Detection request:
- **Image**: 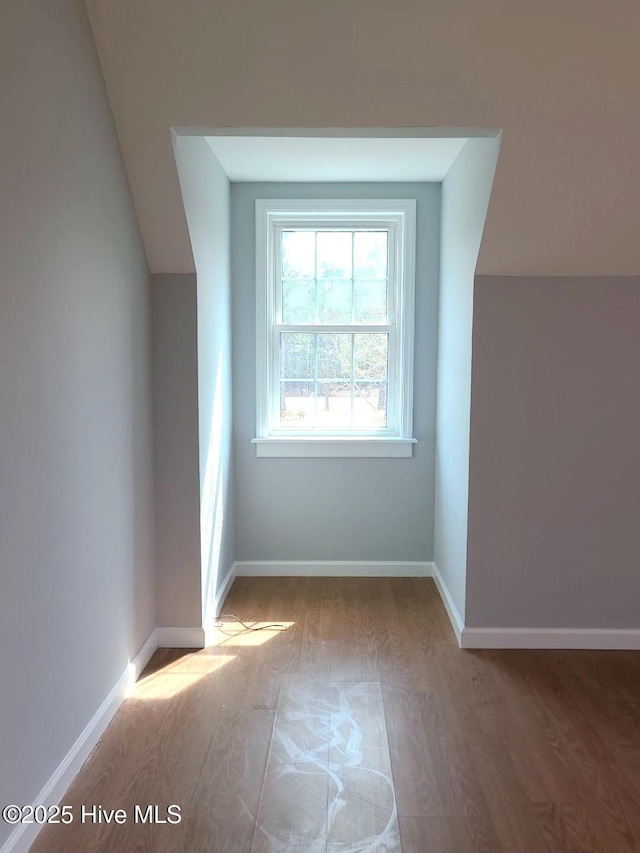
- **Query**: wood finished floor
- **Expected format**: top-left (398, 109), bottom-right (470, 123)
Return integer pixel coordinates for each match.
top-left (33, 577), bottom-right (640, 853)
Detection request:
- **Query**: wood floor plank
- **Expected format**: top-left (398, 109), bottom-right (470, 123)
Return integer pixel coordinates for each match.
top-left (269, 672), bottom-right (331, 768)
top-left (521, 653), bottom-right (640, 852)
top-left (251, 672), bottom-right (330, 853)
top-left (464, 731), bottom-right (566, 853)
top-left (327, 682), bottom-right (400, 852)
top-left (558, 802), bottom-right (605, 853)
top-left (182, 709), bottom-right (274, 853)
top-left (251, 764), bottom-right (328, 853)
top-left (383, 686), bottom-right (449, 818)
top-left (399, 814), bottom-right (492, 853)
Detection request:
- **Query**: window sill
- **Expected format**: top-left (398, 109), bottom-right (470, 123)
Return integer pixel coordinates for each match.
top-left (252, 437), bottom-right (417, 458)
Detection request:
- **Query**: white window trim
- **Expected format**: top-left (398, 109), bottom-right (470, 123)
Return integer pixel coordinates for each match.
top-left (254, 198), bottom-right (417, 458)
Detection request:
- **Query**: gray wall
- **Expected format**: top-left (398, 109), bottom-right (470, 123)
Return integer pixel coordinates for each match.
top-left (0, 0), bottom-right (155, 841)
top-left (434, 139), bottom-right (500, 619)
top-left (467, 276), bottom-right (640, 628)
top-left (152, 274), bottom-right (201, 627)
top-left (231, 183), bottom-right (440, 562)
top-left (173, 137), bottom-right (235, 627)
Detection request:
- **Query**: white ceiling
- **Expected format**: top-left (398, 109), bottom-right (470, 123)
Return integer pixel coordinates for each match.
top-left (205, 135), bottom-right (468, 183)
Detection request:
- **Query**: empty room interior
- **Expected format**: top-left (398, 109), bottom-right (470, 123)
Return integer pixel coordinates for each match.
top-left (3, 2), bottom-right (640, 852)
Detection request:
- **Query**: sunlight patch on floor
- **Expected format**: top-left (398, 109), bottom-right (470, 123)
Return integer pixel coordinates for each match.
top-left (210, 622), bottom-right (296, 648)
top-left (131, 652), bottom-right (234, 700)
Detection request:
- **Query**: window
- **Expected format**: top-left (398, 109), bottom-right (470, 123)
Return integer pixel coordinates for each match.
top-left (254, 199), bottom-right (417, 457)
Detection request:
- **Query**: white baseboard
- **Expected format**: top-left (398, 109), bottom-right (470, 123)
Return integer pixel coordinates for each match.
top-left (424, 566), bottom-right (640, 651)
top-left (432, 562), bottom-right (464, 646)
top-left (233, 560), bottom-right (433, 577)
top-left (130, 628), bottom-right (158, 678)
top-left (461, 627), bottom-right (640, 650)
top-left (156, 626), bottom-right (206, 648)
top-left (214, 563), bottom-right (237, 614)
top-left (204, 564), bottom-right (238, 644)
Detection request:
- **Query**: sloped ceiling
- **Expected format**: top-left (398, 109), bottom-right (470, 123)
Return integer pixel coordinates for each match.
top-left (86, 0), bottom-right (640, 276)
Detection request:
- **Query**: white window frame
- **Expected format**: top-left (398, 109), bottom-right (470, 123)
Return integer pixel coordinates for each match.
top-left (253, 199), bottom-right (417, 458)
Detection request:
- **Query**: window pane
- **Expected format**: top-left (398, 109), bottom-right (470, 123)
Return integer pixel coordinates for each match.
top-left (315, 381), bottom-right (352, 428)
top-left (354, 334), bottom-right (388, 428)
top-left (354, 279), bottom-right (387, 324)
top-left (354, 333), bottom-right (387, 380)
top-left (281, 333), bottom-right (314, 379)
top-left (317, 333), bottom-right (351, 381)
top-left (282, 279), bottom-right (315, 324)
top-left (354, 231), bottom-right (387, 279)
top-left (280, 381), bottom-right (313, 425)
top-left (282, 231), bottom-right (315, 278)
top-left (317, 279), bottom-right (352, 324)
top-left (280, 333), bottom-right (314, 427)
top-left (317, 231), bottom-right (352, 280)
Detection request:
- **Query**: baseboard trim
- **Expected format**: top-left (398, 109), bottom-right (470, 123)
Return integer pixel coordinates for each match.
top-left (233, 560), bottom-right (433, 577)
top-left (215, 563), bottom-right (237, 614)
top-left (461, 627), bottom-right (640, 650)
top-left (131, 628), bottom-right (158, 678)
top-left (431, 562), bottom-right (464, 646)
top-left (204, 564), bottom-right (238, 645)
top-left (424, 567), bottom-right (640, 651)
top-left (156, 626), bottom-right (206, 648)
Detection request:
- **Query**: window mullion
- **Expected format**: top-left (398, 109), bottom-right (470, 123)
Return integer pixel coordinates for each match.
top-left (350, 333), bottom-right (355, 427)
top-left (313, 332), bottom-right (319, 423)
top-left (387, 326), bottom-right (397, 434)
top-left (271, 327), bottom-right (280, 433)
top-left (350, 231), bottom-right (355, 324)
top-left (350, 233), bottom-right (356, 427)
top-left (314, 230), bottom-right (318, 325)
top-left (387, 226), bottom-right (396, 324)
top-left (274, 324), bottom-right (392, 335)
top-left (274, 225), bottom-right (282, 324)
